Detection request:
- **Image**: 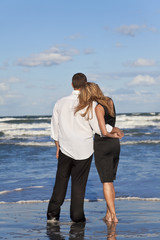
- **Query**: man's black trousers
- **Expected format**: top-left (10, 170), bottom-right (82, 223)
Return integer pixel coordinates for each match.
top-left (47, 150), bottom-right (92, 222)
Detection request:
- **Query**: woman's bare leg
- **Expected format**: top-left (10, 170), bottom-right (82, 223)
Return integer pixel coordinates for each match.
top-left (103, 182), bottom-right (118, 222)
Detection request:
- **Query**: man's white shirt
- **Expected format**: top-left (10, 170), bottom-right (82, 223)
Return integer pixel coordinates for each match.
top-left (51, 90), bottom-right (113, 160)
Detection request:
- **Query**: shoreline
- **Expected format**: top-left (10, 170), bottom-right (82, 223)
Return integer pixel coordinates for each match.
top-left (1, 196), bottom-right (160, 205)
top-left (0, 200), bottom-right (160, 239)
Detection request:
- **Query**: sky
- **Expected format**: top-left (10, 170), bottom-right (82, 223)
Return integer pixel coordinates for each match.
top-left (0, 0), bottom-right (160, 116)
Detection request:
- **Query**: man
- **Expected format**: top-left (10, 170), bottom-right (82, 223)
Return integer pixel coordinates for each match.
top-left (47, 73), bottom-right (122, 223)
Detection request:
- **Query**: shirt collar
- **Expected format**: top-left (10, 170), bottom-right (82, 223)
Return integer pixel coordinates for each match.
top-left (72, 90), bottom-right (80, 95)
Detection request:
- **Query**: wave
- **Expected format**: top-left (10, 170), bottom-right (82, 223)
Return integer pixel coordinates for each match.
top-left (0, 200), bottom-right (49, 204)
top-left (116, 197), bottom-right (160, 201)
top-left (118, 112), bottom-right (160, 116)
top-left (116, 120), bottom-right (160, 129)
top-left (0, 197), bottom-right (160, 204)
top-left (0, 131), bottom-right (5, 137)
top-left (124, 131), bottom-right (158, 137)
top-left (0, 122), bottom-right (50, 130)
top-left (1, 129), bottom-right (156, 140)
top-left (0, 121), bottom-right (50, 139)
top-left (16, 141), bottom-right (55, 147)
top-left (1, 113), bottom-right (160, 140)
top-left (0, 129), bottom-right (50, 138)
top-left (1, 140), bottom-right (159, 147)
top-left (121, 140), bottom-right (160, 145)
top-left (0, 116), bottom-right (51, 123)
top-left (116, 113), bottom-right (160, 129)
top-left (0, 141), bottom-right (55, 147)
top-left (0, 186), bottom-right (44, 195)
top-left (1, 113), bottom-right (160, 129)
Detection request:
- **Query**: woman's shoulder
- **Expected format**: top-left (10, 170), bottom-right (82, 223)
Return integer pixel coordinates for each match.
top-left (105, 96), bottom-right (113, 103)
top-left (95, 104), bottom-right (106, 119)
top-left (95, 103), bottom-right (104, 108)
top-left (105, 97), bottom-right (114, 108)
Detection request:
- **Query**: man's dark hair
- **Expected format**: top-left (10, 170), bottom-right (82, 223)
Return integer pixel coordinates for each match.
top-left (72, 73), bottom-right (87, 89)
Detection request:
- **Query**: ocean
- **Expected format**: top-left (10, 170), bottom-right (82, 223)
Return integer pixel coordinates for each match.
top-left (0, 112), bottom-right (160, 204)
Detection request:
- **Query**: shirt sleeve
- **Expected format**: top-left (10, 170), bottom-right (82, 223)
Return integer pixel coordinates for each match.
top-left (89, 102), bottom-right (113, 134)
top-left (106, 124), bottom-right (113, 133)
top-left (51, 102), bottom-right (59, 141)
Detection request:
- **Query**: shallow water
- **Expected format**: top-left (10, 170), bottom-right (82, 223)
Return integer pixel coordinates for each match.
top-left (0, 112), bottom-right (160, 204)
top-left (0, 201), bottom-right (160, 240)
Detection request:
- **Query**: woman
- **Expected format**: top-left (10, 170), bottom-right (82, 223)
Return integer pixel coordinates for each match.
top-left (75, 82), bottom-right (123, 223)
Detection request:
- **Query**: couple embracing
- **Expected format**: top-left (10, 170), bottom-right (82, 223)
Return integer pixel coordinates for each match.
top-left (47, 73), bottom-right (124, 224)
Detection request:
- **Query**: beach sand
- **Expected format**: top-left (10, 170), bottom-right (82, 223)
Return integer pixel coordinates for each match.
top-left (0, 200), bottom-right (160, 239)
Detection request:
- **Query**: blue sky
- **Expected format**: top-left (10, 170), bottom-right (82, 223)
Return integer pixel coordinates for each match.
top-left (0, 0), bottom-right (160, 116)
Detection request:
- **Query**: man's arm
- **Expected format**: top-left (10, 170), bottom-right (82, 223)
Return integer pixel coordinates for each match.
top-left (55, 140), bottom-right (60, 159)
top-left (51, 102), bottom-right (60, 159)
top-left (51, 102), bottom-right (59, 140)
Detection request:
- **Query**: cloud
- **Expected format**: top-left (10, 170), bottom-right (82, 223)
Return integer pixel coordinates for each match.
top-left (5, 93), bottom-right (22, 99)
top-left (116, 24), bottom-right (156, 37)
top-left (84, 48), bottom-right (94, 55)
top-left (69, 33), bottom-right (83, 40)
top-left (22, 68), bottom-right (30, 72)
top-left (113, 91), bottom-right (152, 103)
top-left (0, 90), bottom-right (22, 106)
top-left (111, 87), bottom-right (155, 104)
top-left (87, 73), bottom-right (101, 82)
top-left (8, 77), bottom-right (21, 83)
top-left (0, 96), bottom-right (5, 105)
top-left (104, 26), bottom-right (109, 31)
top-left (41, 84), bottom-right (56, 90)
top-left (17, 46), bottom-right (78, 67)
top-left (113, 88), bottom-right (135, 95)
top-left (115, 42), bottom-right (123, 48)
top-left (0, 83), bottom-right (9, 91)
top-left (0, 60), bottom-right (9, 70)
top-left (129, 75), bottom-right (156, 85)
top-left (0, 77), bottom-right (23, 106)
top-left (126, 58), bottom-right (156, 67)
top-left (134, 58), bottom-right (156, 67)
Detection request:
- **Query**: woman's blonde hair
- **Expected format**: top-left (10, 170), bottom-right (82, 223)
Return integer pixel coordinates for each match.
top-left (75, 82), bottom-right (115, 119)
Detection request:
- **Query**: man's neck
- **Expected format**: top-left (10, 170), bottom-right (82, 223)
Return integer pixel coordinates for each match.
top-left (73, 88), bottom-right (80, 91)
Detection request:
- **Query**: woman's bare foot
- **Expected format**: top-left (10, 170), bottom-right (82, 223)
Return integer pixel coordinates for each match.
top-left (103, 210), bottom-right (112, 222)
top-left (111, 213), bottom-right (118, 223)
top-left (103, 213), bottom-right (119, 223)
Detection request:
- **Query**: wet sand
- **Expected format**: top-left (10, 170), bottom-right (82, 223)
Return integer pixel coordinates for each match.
top-left (0, 200), bottom-right (160, 239)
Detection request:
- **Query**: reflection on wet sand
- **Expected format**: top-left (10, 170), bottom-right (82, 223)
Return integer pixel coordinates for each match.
top-left (46, 219), bottom-right (117, 240)
top-left (47, 222), bottom-right (65, 240)
top-left (104, 219), bottom-right (117, 240)
top-left (46, 221), bottom-right (86, 240)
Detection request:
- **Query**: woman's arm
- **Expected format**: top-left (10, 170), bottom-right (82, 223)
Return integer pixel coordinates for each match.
top-left (88, 101), bottom-right (113, 135)
top-left (95, 104), bottom-right (119, 138)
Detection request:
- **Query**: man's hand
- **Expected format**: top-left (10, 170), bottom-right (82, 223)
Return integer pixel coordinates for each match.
top-left (55, 140), bottom-right (60, 160)
top-left (56, 148), bottom-right (59, 159)
top-left (111, 127), bottom-right (124, 139)
top-left (112, 132), bottom-right (121, 138)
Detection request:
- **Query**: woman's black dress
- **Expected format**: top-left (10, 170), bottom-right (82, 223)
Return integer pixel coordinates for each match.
top-left (94, 104), bottom-right (120, 183)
